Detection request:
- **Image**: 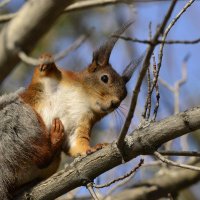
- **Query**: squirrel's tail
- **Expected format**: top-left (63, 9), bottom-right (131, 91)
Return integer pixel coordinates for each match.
top-left (0, 171), bottom-right (14, 200)
top-left (0, 184), bottom-right (11, 200)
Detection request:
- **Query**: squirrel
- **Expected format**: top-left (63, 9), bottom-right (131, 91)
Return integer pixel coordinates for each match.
top-left (0, 20), bottom-right (139, 199)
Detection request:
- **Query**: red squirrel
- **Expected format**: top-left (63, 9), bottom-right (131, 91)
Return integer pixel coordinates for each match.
top-left (0, 21), bottom-right (139, 199)
top-left (20, 21), bottom-right (136, 158)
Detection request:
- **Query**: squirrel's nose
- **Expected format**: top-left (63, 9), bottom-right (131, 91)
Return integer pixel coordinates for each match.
top-left (111, 99), bottom-right (120, 109)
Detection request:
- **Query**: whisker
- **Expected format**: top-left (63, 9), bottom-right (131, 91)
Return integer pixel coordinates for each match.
top-left (120, 101), bottom-right (129, 107)
top-left (112, 110), bottom-right (118, 126)
top-left (119, 105), bottom-right (128, 112)
top-left (118, 107), bottom-right (127, 119)
top-left (111, 110), bottom-right (121, 132)
top-left (115, 109), bottom-right (124, 125)
top-left (119, 103), bottom-right (129, 110)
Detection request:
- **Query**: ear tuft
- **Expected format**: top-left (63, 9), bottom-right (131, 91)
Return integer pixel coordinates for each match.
top-left (122, 52), bottom-right (145, 83)
top-left (87, 61), bottom-right (98, 73)
top-left (93, 19), bottom-right (135, 67)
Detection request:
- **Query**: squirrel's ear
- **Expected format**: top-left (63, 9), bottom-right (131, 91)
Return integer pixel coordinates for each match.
top-left (87, 60), bottom-right (98, 73)
top-left (122, 52), bottom-right (145, 83)
top-left (92, 20), bottom-right (134, 67)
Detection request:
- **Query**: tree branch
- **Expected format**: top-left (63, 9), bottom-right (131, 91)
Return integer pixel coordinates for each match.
top-left (0, 0), bottom-right (74, 84)
top-left (158, 150), bottom-right (200, 157)
top-left (114, 35), bottom-right (200, 45)
top-left (18, 34), bottom-right (89, 66)
top-left (154, 151), bottom-right (200, 171)
top-left (16, 105), bottom-right (200, 200)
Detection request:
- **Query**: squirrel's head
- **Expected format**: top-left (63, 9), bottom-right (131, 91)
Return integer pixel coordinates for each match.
top-left (82, 61), bottom-right (127, 114)
top-left (81, 20), bottom-right (140, 115)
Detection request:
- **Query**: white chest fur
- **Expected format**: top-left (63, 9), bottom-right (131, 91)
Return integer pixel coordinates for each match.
top-left (38, 78), bottom-right (90, 136)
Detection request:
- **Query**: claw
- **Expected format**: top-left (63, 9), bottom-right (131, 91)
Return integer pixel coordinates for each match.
top-left (86, 143), bottom-right (109, 155)
top-left (38, 53), bottom-right (55, 72)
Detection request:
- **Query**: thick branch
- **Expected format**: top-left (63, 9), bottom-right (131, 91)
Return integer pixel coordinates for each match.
top-left (0, 0), bottom-right (74, 84)
top-left (16, 105), bottom-right (200, 200)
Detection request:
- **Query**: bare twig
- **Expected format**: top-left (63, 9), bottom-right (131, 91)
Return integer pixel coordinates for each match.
top-left (158, 151), bottom-right (200, 157)
top-left (93, 159), bottom-right (144, 189)
top-left (143, 22), bottom-right (153, 120)
top-left (159, 78), bottom-right (174, 91)
top-left (87, 183), bottom-right (100, 200)
top-left (146, 66), bottom-right (152, 119)
top-left (54, 34), bottom-right (89, 61)
top-left (104, 172), bottom-right (136, 198)
top-left (154, 151), bottom-right (200, 171)
top-left (18, 34), bottom-right (89, 66)
top-left (152, 55), bottom-right (160, 120)
top-left (146, 22), bottom-right (153, 120)
top-left (117, 0), bottom-right (178, 149)
top-left (114, 35), bottom-right (200, 45)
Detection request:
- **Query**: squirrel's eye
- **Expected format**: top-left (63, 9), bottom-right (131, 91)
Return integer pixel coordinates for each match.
top-left (101, 75), bottom-right (109, 83)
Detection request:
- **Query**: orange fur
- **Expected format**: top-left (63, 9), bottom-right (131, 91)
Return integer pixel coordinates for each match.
top-left (21, 52), bottom-right (127, 159)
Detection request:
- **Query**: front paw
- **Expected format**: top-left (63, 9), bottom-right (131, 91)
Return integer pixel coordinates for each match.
top-left (50, 118), bottom-right (64, 150)
top-left (86, 143), bottom-right (109, 155)
top-left (39, 53), bottom-right (55, 72)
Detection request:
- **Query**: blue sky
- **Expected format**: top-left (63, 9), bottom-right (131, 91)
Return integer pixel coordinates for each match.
top-left (3, 0), bottom-right (200, 198)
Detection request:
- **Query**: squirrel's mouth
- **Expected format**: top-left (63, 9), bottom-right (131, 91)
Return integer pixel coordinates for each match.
top-left (96, 101), bottom-right (118, 113)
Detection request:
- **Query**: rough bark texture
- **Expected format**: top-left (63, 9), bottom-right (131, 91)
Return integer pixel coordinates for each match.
top-left (16, 106), bottom-right (200, 200)
top-left (0, 0), bottom-right (74, 83)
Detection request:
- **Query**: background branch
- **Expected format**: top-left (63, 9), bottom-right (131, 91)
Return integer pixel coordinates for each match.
top-left (111, 161), bottom-right (200, 200)
top-left (154, 151), bottom-right (200, 171)
top-left (115, 35), bottom-right (200, 45)
top-left (18, 34), bottom-right (89, 66)
top-left (158, 150), bottom-right (200, 157)
top-left (0, 0), bottom-right (74, 84)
